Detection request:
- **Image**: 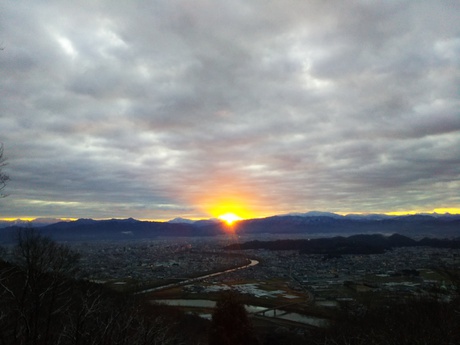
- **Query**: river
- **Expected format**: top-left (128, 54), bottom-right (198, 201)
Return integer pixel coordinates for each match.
top-left (136, 259), bottom-right (259, 294)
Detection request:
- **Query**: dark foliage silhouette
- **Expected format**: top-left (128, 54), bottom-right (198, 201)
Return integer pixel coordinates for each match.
top-left (209, 291), bottom-right (258, 345)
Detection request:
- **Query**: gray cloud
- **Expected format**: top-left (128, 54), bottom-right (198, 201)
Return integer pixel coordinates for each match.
top-left (1, 0), bottom-right (459, 220)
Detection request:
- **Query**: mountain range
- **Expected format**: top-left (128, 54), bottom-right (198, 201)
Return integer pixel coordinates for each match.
top-left (1, 212), bottom-right (459, 243)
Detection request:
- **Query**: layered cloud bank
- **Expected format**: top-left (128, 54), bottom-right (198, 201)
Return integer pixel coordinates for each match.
top-left (1, 1), bottom-right (459, 219)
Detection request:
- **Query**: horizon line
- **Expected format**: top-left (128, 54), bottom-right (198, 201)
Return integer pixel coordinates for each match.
top-left (2, 208), bottom-right (460, 223)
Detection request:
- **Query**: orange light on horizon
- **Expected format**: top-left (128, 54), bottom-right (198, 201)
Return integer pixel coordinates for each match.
top-left (433, 208), bottom-right (460, 214)
top-left (218, 212), bottom-right (242, 225)
top-left (206, 198), bottom-right (257, 220)
top-left (183, 169), bottom-right (284, 222)
top-left (0, 217), bottom-right (78, 222)
top-left (0, 217), bottom-right (37, 222)
top-left (386, 208), bottom-right (460, 216)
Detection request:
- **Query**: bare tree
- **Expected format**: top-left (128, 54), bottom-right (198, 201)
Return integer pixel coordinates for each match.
top-left (0, 229), bottom-right (188, 345)
top-left (0, 143), bottom-right (9, 198)
top-left (0, 229), bottom-right (80, 344)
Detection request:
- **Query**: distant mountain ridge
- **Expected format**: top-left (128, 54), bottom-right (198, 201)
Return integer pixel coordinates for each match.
top-left (2, 211), bottom-right (459, 228)
top-left (0, 218), bottom-right (65, 228)
top-left (0, 212), bottom-right (459, 243)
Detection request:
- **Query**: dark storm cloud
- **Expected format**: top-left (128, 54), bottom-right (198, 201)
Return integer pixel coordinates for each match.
top-left (1, 0), bottom-right (459, 219)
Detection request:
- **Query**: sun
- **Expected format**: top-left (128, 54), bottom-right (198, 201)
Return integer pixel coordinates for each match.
top-left (218, 212), bottom-right (242, 225)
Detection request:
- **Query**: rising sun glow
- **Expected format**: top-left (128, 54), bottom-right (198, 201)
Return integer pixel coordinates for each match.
top-left (205, 196), bottom-right (257, 221)
top-left (218, 212), bottom-right (242, 225)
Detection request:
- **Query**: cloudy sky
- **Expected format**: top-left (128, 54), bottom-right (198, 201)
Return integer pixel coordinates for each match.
top-left (1, 0), bottom-right (459, 221)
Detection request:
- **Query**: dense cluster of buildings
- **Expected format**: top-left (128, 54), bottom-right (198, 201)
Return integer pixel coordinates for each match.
top-left (72, 237), bottom-right (459, 302)
top-left (73, 238), bottom-right (246, 282)
top-left (229, 246), bottom-right (459, 300)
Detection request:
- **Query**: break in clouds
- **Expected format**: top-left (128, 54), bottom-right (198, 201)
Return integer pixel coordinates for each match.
top-left (1, 0), bottom-right (459, 219)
